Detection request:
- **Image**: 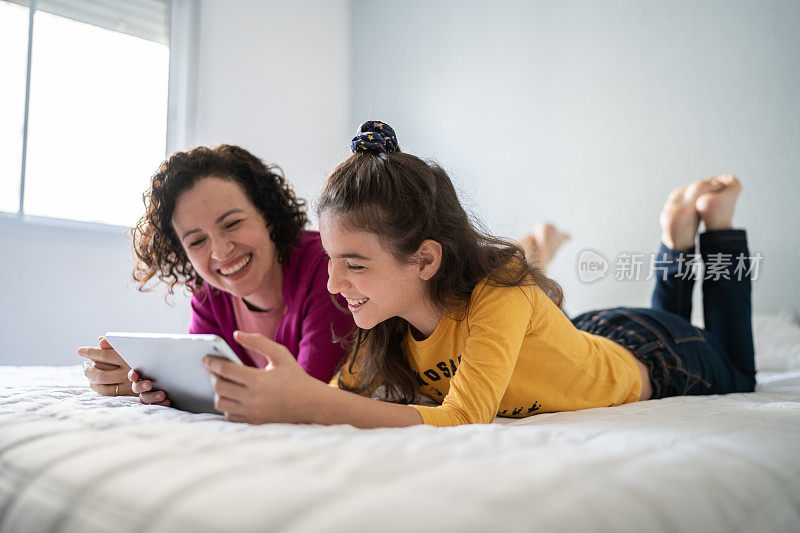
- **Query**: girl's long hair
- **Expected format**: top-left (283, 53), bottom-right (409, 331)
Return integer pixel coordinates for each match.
top-left (317, 151), bottom-right (563, 403)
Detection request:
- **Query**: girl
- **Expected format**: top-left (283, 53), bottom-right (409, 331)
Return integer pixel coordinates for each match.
top-left (78, 145), bottom-right (354, 404)
top-left (201, 122), bottom-right (756, 427)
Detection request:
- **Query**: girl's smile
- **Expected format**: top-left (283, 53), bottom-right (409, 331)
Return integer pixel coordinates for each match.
top-left (345, 296), bottom-right (369, 313)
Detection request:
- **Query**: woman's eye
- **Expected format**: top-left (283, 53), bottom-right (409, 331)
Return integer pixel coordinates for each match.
top-left (225, 220), bottom-right (242, 230)
top-left (189, 238), bottom-right (206, 248)
top-left (347, 264), bottom-right (364, 271)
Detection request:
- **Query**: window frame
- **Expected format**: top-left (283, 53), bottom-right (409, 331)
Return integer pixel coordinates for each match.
top-left (0, 0), bottom-right (197, 233)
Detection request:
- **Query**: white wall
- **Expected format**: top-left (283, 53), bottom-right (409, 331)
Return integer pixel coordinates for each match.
top-left (350, 0), bottom-right (800, 319)
top-left (0, 0), bottom-right (352, 366)
top-left (192, 0), bottom-right (353, 223)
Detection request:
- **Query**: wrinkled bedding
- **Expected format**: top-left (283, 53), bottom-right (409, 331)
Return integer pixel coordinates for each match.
top-left (1, 313), bottom-right (799, 533)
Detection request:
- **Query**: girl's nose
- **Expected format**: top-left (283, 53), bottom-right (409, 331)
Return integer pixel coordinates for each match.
top-left (326, 261), bottom-right (349, 294)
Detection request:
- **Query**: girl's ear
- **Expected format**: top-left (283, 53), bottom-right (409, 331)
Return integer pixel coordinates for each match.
top-left (415, 239), bottom-right (442, 281)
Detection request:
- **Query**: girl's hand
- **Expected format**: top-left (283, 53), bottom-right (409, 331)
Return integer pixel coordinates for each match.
top-left (203, 331), bottom-right (320, 424)
top-left (128, 368), bottom-right (171, 407)
top-left (78, 338), bottom-right (135, 396)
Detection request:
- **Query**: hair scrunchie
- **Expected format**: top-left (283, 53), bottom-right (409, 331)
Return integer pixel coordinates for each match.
top-left (349, 121), bottom-right (400, 154)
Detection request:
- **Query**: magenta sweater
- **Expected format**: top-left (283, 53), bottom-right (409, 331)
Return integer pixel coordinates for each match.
top-left (188, 230), bottom-right (354, 382)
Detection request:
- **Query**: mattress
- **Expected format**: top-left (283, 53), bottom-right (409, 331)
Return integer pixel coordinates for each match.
top-left (1, 313), bottom-right (799, 533)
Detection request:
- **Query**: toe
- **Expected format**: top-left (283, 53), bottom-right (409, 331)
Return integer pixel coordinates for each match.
top-left (685, 177), bottom-right (724, 202)
top-left (715, 174), bottom-right (741, 191)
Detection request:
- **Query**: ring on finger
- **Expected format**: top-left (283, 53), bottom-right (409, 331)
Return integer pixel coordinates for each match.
top-left (115, 383), bottom-right (119, 396)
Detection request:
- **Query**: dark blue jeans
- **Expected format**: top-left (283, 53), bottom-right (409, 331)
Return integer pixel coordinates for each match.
top-left (571, 229), bottom-right (756, 399)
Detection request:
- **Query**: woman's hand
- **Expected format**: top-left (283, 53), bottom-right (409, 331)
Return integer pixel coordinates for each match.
top-left (203, 331), bottom-right (321, 424)
top-left (78, 338), bottom-right (136, 396)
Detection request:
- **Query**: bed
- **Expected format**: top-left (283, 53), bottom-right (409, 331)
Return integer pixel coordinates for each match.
top-left (2, 313), bottom-right (799, 533)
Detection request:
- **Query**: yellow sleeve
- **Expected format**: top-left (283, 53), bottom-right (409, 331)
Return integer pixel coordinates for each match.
top-left (413, 283), bottom-right (534, 426)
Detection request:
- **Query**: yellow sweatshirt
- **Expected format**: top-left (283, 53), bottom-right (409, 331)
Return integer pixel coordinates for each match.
top-left (339, 279), bottom-right (642, 427)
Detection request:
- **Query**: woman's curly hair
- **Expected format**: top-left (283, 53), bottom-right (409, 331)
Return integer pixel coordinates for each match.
top-left (132, 144), bottom-right (308, 295)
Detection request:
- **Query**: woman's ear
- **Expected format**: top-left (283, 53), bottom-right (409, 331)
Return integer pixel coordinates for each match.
top-left (415, 239), bottom-right (442, 281)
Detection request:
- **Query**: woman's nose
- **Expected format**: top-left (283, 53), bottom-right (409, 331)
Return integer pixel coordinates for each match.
top-left (210, 235), bottom-right (234, 260)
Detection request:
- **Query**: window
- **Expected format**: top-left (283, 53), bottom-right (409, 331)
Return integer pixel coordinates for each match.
top-left (0, 1), bottom-right (29, 214)
top-left (1, 0), bottom-right (172, 227)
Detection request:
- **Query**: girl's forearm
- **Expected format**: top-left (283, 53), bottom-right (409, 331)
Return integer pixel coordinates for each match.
top-left (304, 381), bottom-right (424, 428)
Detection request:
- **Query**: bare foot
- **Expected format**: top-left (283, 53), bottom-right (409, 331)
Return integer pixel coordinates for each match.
top-left (659, 177), bottom-right (725, 250)
top-left (520, 222), bottom-right (571, 270)
top-left (695, 175), bottom-right (741, 231)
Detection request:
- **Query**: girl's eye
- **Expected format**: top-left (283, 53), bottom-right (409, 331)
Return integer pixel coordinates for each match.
top-left (189, 238), bottom-right (206, 248)
top-left (347, 264), bottom-right (364, 271)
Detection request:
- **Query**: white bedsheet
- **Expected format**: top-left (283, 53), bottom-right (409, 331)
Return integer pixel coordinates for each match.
top-left (2, 315), bottom-right (800, 533)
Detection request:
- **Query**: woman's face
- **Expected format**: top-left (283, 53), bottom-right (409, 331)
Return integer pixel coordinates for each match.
top-left (172, 176), bottom-right (279, 302)
top-left (320, 213), bottom-right (438, 334)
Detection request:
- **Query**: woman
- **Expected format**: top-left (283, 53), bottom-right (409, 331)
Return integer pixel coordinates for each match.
top-left (79, 145), bottom-right (354, 404)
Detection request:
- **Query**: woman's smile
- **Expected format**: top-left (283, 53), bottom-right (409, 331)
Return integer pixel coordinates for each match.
top-left (217, 253), bottom-right (252, 278)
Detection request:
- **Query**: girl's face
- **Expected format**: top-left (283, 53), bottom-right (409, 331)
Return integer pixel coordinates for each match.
top-left (319, 214), bottom-right (441, 335)
top-left (172, 176), bottom-right (279, 304)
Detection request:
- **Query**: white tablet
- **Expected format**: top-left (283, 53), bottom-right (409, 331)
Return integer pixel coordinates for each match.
top-left (104, 332), bottom-right (244, 414)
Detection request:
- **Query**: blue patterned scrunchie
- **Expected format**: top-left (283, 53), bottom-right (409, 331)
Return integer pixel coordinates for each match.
top-left (349, 121), bottom-right (400, 154)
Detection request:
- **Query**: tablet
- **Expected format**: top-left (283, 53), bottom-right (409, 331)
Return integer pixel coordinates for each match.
top-left (104, 332), bottom-right (244, 414)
